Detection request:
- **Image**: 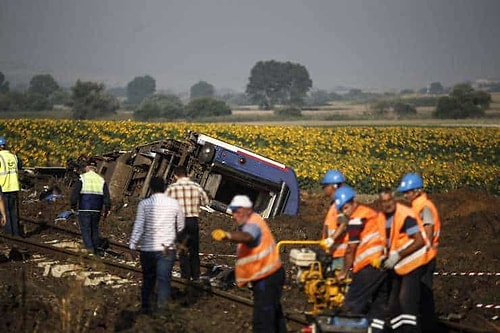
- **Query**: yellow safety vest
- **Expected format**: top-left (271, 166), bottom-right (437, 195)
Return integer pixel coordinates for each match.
top-left (0, 150), bottom-right (20, 192)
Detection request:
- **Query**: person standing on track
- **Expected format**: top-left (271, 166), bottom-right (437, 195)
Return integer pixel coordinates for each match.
top-left (211, 195), bottom-right (287, 333)
top-left (166, 166), bottom-right (209, 281)
top-left (334, 186), bottom-right (388, 333)
top-left (70, 160), bottom-right (111, 255)
top-left (129, 177), bottom-right (185, 314)
top-left (379, 188), bottom-right (429, 333)
top-left (398, 173), bottom-right (441, 332)
top-left (0, 136), bottom-right (22, 237)
top-left (319, 170), bottom-right (349, 273)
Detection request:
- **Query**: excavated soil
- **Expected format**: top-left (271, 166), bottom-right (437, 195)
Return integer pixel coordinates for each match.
top-left (0, 186), bottom-right (499, 332)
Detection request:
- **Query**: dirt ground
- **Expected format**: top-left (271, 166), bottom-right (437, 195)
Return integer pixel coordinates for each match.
top-left (1, 186), bottom-right (499, 332)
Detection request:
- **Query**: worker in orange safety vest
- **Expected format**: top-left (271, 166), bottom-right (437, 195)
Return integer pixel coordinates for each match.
top-left (379, 189), bottom-right (429, 333)
top-left (319, 170), bottom-right (349, 272)
top-left (398, 173), bottom-right (441, 332)
top-left (211, 195), bottom-right (286, 333)
top-left (335, 186), bottom-right (388, 333)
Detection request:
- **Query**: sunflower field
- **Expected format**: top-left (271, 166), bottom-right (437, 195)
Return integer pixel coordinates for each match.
top-left (0, 119), bottom-right (498, 194)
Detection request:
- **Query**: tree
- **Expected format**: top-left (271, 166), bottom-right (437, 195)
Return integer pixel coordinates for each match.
top-left (392, 102), bottom-right (417, 116)
top-left (246, 60), bottom-right (312, 109)
top-left (190, 81), bottom-right (215, 100)
top-left (427, 82), bottom-right (444, 95)
top-left (71, 80), bottom-right (119, 119)
top-left (134, 94), bottom-right (184, 121)
top-left (218, 92), bottom-right (251, 106)
top-left (29, 74), bottom-right (59, 98)
top-left (434, 83), bottom-right (490, 119)
top-left (126, 75), bottom-right (156, 105)
top-left (185, 97), bottom-right (231, 118)
top-left (49, 89), bottom-right (71, 106)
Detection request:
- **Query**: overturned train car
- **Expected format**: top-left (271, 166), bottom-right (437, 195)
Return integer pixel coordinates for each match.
top-left (85, 131), bottom-right (299, 218)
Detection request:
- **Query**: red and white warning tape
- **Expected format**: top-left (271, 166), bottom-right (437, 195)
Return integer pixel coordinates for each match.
top-left (476, 304), bottom-right (500, 310)
top-left (199, 252), bottom-right (236, 258)
top-left (434, 272), bottom-right (500, 277)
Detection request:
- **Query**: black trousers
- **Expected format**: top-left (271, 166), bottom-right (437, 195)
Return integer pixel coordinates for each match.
top-left (252, 266), bottom-right (287, 333)
top-left (388, 266), bottom-right (426, 333)
top-left (3, 192), bottom-right (19, 236)
top-left (420, 259), bottom-right (437, 333)
top-left (179, 216), bottom-right (200, 280)
top-left (343, 265), bottom-right (388, 332)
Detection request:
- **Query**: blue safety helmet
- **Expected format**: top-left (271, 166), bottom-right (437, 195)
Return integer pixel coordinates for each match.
top-left (397, 173), bottom-right (423, 193)
top-left (320, 170), bottom-right (345, 185)
top-left (334, 186), bottom-right (356, 210)
top-left (0, 136), bottom-right (6, 146)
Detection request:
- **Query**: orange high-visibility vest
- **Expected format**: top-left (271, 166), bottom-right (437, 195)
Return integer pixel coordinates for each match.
top-left (322, 203), bottom-right (349, 258)
top-left (388, 203), bottom-right (429, 275)
top-left (350, 205), bottom-right (385, 273)
top-left (235, 212), bottom-right (282, 287)
top-left (0, 150), bottom-right (20, 192)
top-left (411, 193), bottom-right (441, 262)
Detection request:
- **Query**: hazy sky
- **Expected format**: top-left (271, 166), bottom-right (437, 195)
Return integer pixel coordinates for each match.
top-left (1, 0), bottom-right (499, 92)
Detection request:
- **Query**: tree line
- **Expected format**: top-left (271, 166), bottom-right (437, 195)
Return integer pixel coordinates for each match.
top-left (0, 60), bottom-right (495, 120)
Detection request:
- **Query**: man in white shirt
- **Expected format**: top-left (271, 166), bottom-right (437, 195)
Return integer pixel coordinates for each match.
top-left (129, 177), bottom-right (185, 314)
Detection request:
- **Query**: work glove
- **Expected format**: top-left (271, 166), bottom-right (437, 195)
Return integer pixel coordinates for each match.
top-left (371, 257), bottom-right (383, 269)
top-left (319, 237), bottom-right (334, 252)
top-left (212, 229), bottom-right (229, 241)
top-left (383, 252), bottom-right (401, 269)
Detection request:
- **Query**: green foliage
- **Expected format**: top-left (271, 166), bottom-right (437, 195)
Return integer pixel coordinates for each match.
top-left (273, 106), bottom-right (302, 117)
top-left (218, 92), bottom-right (251, 106)
top-left (343, 89), bottom-right (379, 103)
top-left (29, 74), bottom-right (59, 98)
top-left (305, 89), bottom-right (342, 106)
top-left (400, 89), bottom-right (414, 95)
top-left (0, 91), bottom-right (51, 112)
top-left (107, 86), bottom-right (127, 98)
top-left (246, 60), bottom-right (312, 109)
top-left (392, 102), bottom-right (417, 115)
top-left (134, 94), bottom-right (184, 121)
top-left (185, 97), bottom-right (231, 118)
top-left (372, 100), bottom-right (416, 117)
top-left (71, 80), bottom-right (119, 120)
top-left (49, 89), bottom-right (72, 106)
top-left (25, 92), bottom-right (51, 111)
top-left (400, 96), bottom-right (438, 107)
top-left (0, 72), bottom-right (9, 94)
top-left (428, 82), bottom-right (444, 95)
top-left (126, 75), bottom-right (156, 105)
top-left (434, 83), bottom-right (490, 119)
top-left (190, 81), bottom-right (215, 100)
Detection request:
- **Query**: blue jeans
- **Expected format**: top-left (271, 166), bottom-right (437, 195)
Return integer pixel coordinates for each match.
top-left (330, 257), bottom-right (344, 272)
top-left (3, 192), bottom-right (19, 236)
top-left (140, 249), bottom-right (176, 312)
top-left (78, 211), bottom-right (101, 252)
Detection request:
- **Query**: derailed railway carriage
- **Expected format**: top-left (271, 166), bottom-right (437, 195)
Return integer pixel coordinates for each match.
top-left (81, 131), bottom-right (300, 218)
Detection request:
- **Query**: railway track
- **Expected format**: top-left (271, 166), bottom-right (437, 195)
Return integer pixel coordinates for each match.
top-left (4, 216), bottom-right (497, 333)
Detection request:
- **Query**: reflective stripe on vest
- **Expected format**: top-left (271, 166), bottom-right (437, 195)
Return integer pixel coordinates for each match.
top-left (0, 150), bottom-right (20, 192)
top-left (412, 194), bottom-right (441, 262)
top-left (322, 203), bottom-right (349, 258)
top-left (390, 203), bottom-right (429, 275)
top-left (350, 205), bottom-right (385, 273)
top-left (235, 213), bottom-right (282, 287)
